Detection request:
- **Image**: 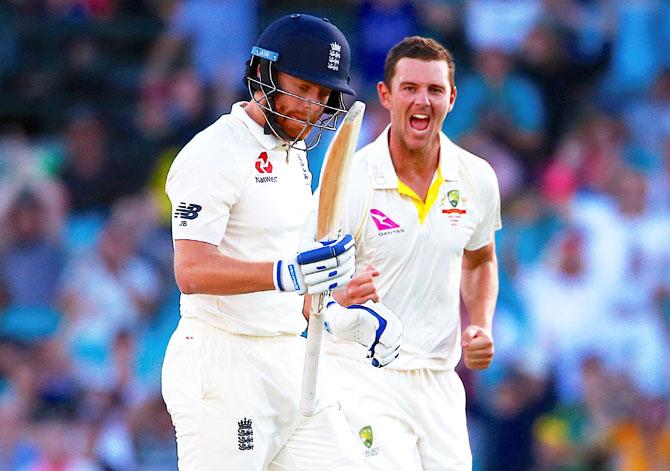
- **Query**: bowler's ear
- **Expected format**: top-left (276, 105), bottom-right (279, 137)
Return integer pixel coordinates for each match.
top-left (447, 85), bottom-right (457, 113)
top-left (377, 81), bottom-right (392, 111)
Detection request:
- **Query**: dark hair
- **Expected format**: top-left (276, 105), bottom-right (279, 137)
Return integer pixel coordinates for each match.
top-left (383, 36), bottom-right (455, 87)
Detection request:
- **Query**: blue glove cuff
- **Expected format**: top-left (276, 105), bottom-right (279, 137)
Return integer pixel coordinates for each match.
top-left (275, 260), bottom-right (284, 291)
top-left (348, 303), bottom-right (387, 355)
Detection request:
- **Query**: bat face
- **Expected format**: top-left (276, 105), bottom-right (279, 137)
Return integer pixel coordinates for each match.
top-left (316, 101), bottom-right (365, 240)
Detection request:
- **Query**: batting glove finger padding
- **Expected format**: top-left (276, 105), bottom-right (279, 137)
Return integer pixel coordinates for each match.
top-left (273, 234), bottom-right (356, 295)
top-left (296, 234), bottom-right (354, 269)
top-left (324, 299), bottom-right (402, 368)
top-left (370, 345), bottom-right (401, 368)
top-left (304, 254), bottom-right (355, 294)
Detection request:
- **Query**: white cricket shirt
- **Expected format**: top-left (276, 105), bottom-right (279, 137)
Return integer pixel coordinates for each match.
top-left (324, 126), bottom-right (501, 370)
top-left (166, 102), bottom-right (313, 336)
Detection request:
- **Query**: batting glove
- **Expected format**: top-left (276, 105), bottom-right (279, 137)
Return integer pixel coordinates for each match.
top-left (273, 234), bottom-right (356, 295)
top-left (324, 299), bottom-right (402, 368)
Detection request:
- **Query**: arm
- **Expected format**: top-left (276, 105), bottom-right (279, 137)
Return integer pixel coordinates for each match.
top-left (460, 241), bottom-right (498, 369)
top-left (174, 239), bottom-right (274, 295)
top-left (175, 235), bottom-right (356, 296)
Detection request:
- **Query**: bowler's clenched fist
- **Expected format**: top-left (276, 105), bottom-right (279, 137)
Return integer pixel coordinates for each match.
top-left (461, 325), bottom-right (494, 369)
top-left (333, 264), bottom-right (380, 306)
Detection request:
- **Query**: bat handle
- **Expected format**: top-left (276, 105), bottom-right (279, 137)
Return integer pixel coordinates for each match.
top-left (300, 293), bottom-right (325, 416)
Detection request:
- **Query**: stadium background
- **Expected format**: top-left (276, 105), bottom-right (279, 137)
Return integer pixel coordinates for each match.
top-left (1, 0), bottom-right (669, 469)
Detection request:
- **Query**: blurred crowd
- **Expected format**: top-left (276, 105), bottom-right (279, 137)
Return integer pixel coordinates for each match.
top-left (0, 0), bottom-right (669, 470)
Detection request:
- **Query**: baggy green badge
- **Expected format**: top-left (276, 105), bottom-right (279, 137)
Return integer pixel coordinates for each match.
top-left (359, 425), bottom-right (373, 448)
top-left (447, 189), bottom-right (459, 207)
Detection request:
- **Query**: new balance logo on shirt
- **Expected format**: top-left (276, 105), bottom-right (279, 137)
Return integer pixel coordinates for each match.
top-left (174, 203), bottom-right (202, 220)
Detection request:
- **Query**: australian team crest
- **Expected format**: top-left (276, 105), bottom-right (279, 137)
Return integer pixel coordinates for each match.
top-left (447, 189), bottom-right (459, 207)
top-left (442, 188), bottom-right (466, 226)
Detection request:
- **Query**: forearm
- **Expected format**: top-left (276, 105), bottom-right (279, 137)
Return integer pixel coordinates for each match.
top-left (460, 255), bottom-right (498, 331)
top-left (175, 249), bottom-right (274, 295)
top-left (174, 234), bottom-right (356, 297)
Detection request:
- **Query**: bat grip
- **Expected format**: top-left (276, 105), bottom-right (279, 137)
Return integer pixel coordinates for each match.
top-left (300, 293), bottom-right (325, 416)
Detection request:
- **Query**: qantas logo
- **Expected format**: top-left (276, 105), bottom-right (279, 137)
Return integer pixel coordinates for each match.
top-left (370, 209), bottom-right (399, 230)
top-left (255, 152), bottom-right (273, 174)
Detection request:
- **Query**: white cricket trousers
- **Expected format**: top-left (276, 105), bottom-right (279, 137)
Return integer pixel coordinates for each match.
top-left (162, 317), bottom-right (364, 470)
top-left (329, 355), bottom-right (472, 471)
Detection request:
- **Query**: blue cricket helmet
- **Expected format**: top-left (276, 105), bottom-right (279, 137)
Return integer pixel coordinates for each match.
top-left (244, 13), bottom-right (355, 149)
top-left (252, 13), bottom-right (354, 97)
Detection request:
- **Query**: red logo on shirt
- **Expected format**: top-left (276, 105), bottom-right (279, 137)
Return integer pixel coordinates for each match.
top-left (441, 209), bottom-right (466, 215)
top-left (255, 152), bottom-right (273, 174)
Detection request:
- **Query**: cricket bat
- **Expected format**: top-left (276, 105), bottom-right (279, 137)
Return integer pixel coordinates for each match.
top-left (300, 100), bottom-right (366, 417)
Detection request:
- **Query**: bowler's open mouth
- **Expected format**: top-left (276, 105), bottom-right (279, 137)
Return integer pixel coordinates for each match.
top-left (409, 114), bottom-right (430, 131)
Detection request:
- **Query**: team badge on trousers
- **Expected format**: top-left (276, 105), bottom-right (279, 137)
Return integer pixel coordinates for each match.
top-left (359, 425), bottom-right (379, 457)
top-left (359, 425), bottom-right (373, 448)
top-left (238, 418), bottom-right (254, 451)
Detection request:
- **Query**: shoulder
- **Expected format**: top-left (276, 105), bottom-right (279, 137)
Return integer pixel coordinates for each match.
top-left (170, 114), bottom-right (257, 174)
top-left (166, 115), bottom-right (261, 196)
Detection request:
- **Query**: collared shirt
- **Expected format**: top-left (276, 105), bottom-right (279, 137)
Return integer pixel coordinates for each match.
top-left (166, 102), bottom-right (313, 336)
top-left (324, 126), bottom-right (501, 370)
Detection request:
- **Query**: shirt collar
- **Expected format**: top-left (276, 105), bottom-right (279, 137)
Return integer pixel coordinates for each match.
top-left (368, 125), bottom-right (460, 189)
top-left (230, 101), bottom-right (293, 152)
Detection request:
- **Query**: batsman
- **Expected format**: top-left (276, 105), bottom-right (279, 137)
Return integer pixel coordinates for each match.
top-left (162, 14), bottom-right (401, 470)
top-left (324, 36), bottom-right (502, 470)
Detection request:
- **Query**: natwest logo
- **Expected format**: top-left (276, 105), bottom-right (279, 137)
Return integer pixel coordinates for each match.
top-left (255, 152), bottom-right (273, 174)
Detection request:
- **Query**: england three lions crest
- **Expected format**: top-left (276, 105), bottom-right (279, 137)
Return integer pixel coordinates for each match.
top-left (328, 42), bottom-right (341, 71)
top-left (238, 418), bottom-right (254, 451)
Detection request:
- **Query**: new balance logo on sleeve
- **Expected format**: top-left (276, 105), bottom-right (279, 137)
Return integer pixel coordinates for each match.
top-left (238, 418), bottom-right (254, 451)
top-left (174, 203), bottom-right (202, 220)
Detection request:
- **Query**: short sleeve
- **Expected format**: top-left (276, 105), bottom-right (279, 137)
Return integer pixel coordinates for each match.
top-left (166, 135), bottom-right (245, 246)
top-left (465, 162), bottom-right (502, 251)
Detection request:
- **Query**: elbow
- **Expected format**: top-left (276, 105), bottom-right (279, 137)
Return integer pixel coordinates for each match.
top-left (175, 265), bottom-right (200, 295)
